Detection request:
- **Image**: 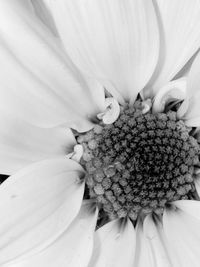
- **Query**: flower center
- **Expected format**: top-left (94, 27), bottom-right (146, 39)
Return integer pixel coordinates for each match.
top-left (78, 100), bottom-right (200, 220)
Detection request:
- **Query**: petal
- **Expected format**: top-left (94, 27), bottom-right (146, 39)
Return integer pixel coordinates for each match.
top-left (0, 110), bottom-right (76, 175)
top-left (97, 97), bottom-right (120, 124)
top-left (46, 0), bottom-right (159, 102)
top-left (134, 222), bottom-right (149, 267)
top-left (146, 0), bottom-right (200, 96)
top-left (134, 217), bottom-right (172, 267)
top-left (195, 177), bottom-right (200, 197)
top-left (143, 216), bottom-right (172, 267)
top-left (5, 201), bottom-right (98, 267)
top-left (0, 158), bottom-right (85, 264)
top-left (0, 0), bottom-right (104, 131)
top-left (67, 144), bottom-right (84, 163)
top-left (173, 200), bottom-right (200, 221)
top-left (177, 51), bottom-right (200, 127)
top-left (152, 78), bottom-right (186, 113)
top-left (30, 0), bottom-right (58, 36)
top-left (88, 218), bottom-right (135, 267)
top-left (163, 203), bottom-right (200, 267)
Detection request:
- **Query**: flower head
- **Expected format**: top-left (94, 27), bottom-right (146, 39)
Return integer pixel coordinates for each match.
top-left (1, 0), bottom-right (200, 266)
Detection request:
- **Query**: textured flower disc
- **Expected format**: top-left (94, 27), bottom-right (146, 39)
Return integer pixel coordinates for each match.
top-left (78, 100), bottom-right (200, 221)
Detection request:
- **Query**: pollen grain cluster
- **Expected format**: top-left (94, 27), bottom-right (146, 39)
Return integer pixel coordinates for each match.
top-left (78, 101), bottom-right (200, 220)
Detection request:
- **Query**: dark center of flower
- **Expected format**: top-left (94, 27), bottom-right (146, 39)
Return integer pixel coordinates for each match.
top-left (77, 100), bottom-right (200, 221)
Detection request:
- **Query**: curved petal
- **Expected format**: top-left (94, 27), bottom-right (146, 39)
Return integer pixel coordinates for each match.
top-left (177, 51), bottom-right (200, 127)
top-left (0, 0), bottom-right (104, 131)
top-left (163, 203), bottom-right (200, 267)
top-left (134, 217), bottom-right (172, 267)
top-left (0, 110), bottom-right (76, 175)
top-left (152, 78), bottom-right (186, 113)
top-left (46, 0), bottom-right (159, 102)
top-left (97, 97), bottom-right (120, 124)
top-left (88, 218), bottom-right (135, 267)
top-left (5, 201), bottom-right (98, 267)
top-left (0, 158), bottom-right (85, 264)
top-left (146, 0), bottom-right (200, 96)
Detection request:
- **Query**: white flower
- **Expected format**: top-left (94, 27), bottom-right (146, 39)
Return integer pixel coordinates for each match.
top-left (1, 0), bottom-right (200, 267)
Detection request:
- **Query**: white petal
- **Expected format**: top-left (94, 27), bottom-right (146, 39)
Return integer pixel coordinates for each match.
top-left (173, 200), bottom-right (200, 221)
top-left (182, 116), bottom-right (200, 127)
top-left (30, 0), bottom-right (58, 36)
top-left (67, 144), bottom-right (84, 163)
top-left (177, 51), bottom-right (200, 127)
top-left (0, 0), bottom-right (104, 131)
top-left (134, 217), bottom-right (171, 267)
top-left (5, 201), bottom-right (98, 267)
top-left (0, 158), bottom-right (85, 264)
top-left (141, 99), bottom-right (152, 114)
top-left (134, 222), bottom-right (149, 267)
top-left (47, 0), bottom-right (159, 102)
top-left (163, 204), bottom-right (200, 267)
top-left (195, 177), bottom-right (200, 197)
top-left (147, 0), bottom-right (200, 95)
top-left (97, 97), bottom-right (120, 124)
top-left (144, 216), bottom-right (172, 267)
top-left (0, 110), bottom-right (76, 175)
top-left (153, 78), bottom-right (186, 113)
top-left (88, 218), bottom-right (135, 267)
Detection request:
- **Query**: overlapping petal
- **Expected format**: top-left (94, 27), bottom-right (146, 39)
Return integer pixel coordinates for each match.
top-left (134, 216), bottom-right (171, 267)
top-left (152, 78), bottom-right (186, 114)
top-left (134, 222), bottom-right (149, 267)
top-left (88, 218), bottom-right (135, 267)
top-left (46, 0), bottom-right (159, 103)
top-left (5, 201), bottom-right (98, 267)
top-left (177, 51), bottom-right (200, 126)
top-left (163, 201), bottom-right (200, 267)
top-left (30, 0), bottom-right (59, 36)
top-left (147, 0), bottom-right (200, 96)
top-left (0, 158), bottom-right (85, 264)
top-left (0, 0), bottom-right (105, 132)
top-left (194, 176), bottom-right (200, 197)
top-left (174, 200), bottom-right (200, 220)
top-left (0, 110), bottom-right (76, 175)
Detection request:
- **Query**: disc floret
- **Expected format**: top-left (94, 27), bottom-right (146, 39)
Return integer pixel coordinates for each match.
top-left (78, 101), bottom-right (200, 220)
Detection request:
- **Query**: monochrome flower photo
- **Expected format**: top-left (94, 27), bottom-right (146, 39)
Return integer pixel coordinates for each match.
top-left (0, 0), bottom-right (200, 266)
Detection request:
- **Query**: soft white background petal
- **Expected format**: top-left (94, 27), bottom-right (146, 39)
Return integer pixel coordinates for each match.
top-left (0, 158), bottom-right (85, 264)
top-left (0, 110), bottom-right (76, 175)
top-left (88, 218), bottom-right (135, 267)
top-left (5, 201), bottom-right (98, 267)
top-left (163, 202), bottom-right (200, 267)
top-left (46, 0), bottom-right (159, 102)
top-left (177, 51), bottom-right (200, 126)
top-left (134, 217), bottom-right (172, 267)
top-left (145, 0), bottom-right (200, 97)
top-left (30, 0), bottom-right (59, 36)
top-left (0, 0), bottom-right (104, 131)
